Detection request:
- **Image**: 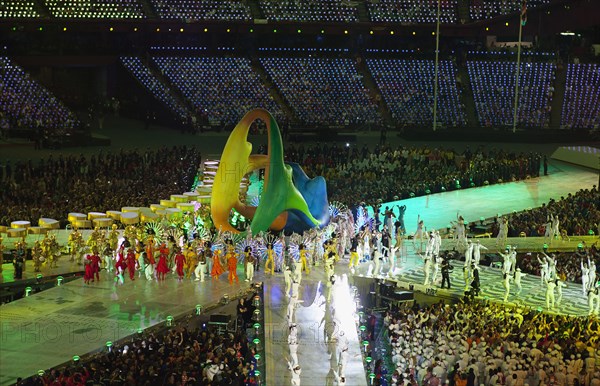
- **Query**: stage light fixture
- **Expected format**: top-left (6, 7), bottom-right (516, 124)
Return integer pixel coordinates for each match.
top-left (390, 31), bottom-right (394, 35)
top-left (180, 28), bottom-right (184, 32)
top-left (412, 31), bottom-right (416, 35)
top-left (204, 28), bottom-right (208, 32)
top-left (344, 30), bottom-right (348, 34)
top-left (109, 27), bottom-right (113, 32)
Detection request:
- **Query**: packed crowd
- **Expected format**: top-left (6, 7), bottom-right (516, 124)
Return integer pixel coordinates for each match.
top-left (259, 0), bottom-right (358, 22)
top-left (367, 0), bottom-right (458, 24)
top-left (121, 56), bottom-right (190, 121)
top-left (467, 60), bottom-right (556, 128)
top-left (0, 146), bottom-right (200, 227)
top-left (151, 0), bottom-right (252, 21)
top-left (561, 64), bottom-right (600, 130)
top-left (498, 187), bottom-right (600, 238)
top-left (154, 56), bottom-right (284, 126)
top-left (367, 58), bottom-right (466, 127)
top-left (382, 300), bottom-right (600, 386)
top-left (260, 57), bottom-right (381, 126)
top-left (0, 57), bottom-right (79, 136)
top-left (285, 143), bottom-right (542, 205)
top-left (17, 317), bottom-right (259, 385)
top-left (44, 0), bottom-right (146, 19)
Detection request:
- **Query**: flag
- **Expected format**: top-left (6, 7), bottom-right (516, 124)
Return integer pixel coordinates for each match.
top-left (520, 0), bottom-right (527, 26)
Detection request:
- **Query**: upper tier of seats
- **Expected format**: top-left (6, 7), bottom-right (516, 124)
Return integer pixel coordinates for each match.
top-left (150, 0), bottom-right (252, 21)
top-left (560, 63), bottom-right (600, 130)
top-left (368, 0), bottom-right (458, 24)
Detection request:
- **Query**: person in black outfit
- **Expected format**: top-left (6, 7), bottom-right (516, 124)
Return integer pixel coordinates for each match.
top-left (13, 251), bottom-right (24, 279)
top-left (441, 256), bottom-right (452, 289)
top-left (471, 264), bottom-right (480, 296)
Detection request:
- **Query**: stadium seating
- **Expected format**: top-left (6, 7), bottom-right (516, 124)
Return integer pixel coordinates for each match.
top-left (153, 56), bottom-right (283, 126)
top-left (367, 59), bottom-right (466, 127)
top-left (259, 0), bottom-right (358, 22)
top-left (470, 0), bottom-right (551, 21)
top-left (151, 0), bottom-right (252, 21)
top-left (0, 57), bottom-right (79, 133)
top-left (260, 57), bottom-right (380, 126)
top-left (44, 0), bottom-right (146, 19)
top-left (120, 56), bottom-right (189, 120)
top-left (0, 0), bottom-right (40, 18)
top-left (560, 63), bottom-right (600, 129)
top-left (368, 0), bottom-right (458, 24)
top-left (467, 60), bottom-right (556, 128)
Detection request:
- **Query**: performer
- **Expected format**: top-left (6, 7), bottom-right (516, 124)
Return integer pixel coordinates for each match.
top-left (83, 255), bottom-right (93, 285)
top-left (194, 242), bottom-right (209, 282)
top-left (265, 243), bottom-right (275, 275)
top-left (551, 214), bottom-right (560, 244)
top-left (174, 247), bottom-right (186, 281)
top-left (453, 213), bottom-right (467, 248)
top-left (299, 244), bottom-right (310, 274)
top-left (372, 249), bottom-right (382, 277)
top-left (440, 255), bottom-right (452, 289)
top-left (546, 279), bottom-right (556, 309)
top-left (588, 257), bottom-right (597, 294)
top-left (514, 268), bottom-right (526, 295)
top-left (142, 252), bottom-right (154, 281)
top-left (227, 248), bottom-right (239, 284)
top-left (156, 245), bottom-right (170, 281)
top-left (90, 248), bottom-right (101, 282)
top-left (284, 264), bottom-right (292, 297)
top-left (496, 216), bottom-right (508, 247)
top-left (537, 254), bottom-right (550, 286)
top-left (471, 264), bottom-right (481, 296)
top-left (396, 204), bottom-right (407, 234)
top-left (472, 241), bottom-right (488, 267)
top-left (503, 271), bottom-right (511, 302)
top-left (581, 259), bottom-right (591, 295)
top-left (288, 363), bottom-right (301, 386)
top-left (500, 248), bottom-right (513, 278)
top-left (115, 245), bottom-right (127, 284)
top-left (588, 286), bottom-right (600, 316)
top-left (211, 249), bottom-right (225, 280)
top-left (31, 241), bottom-right (43, 273)
top-left (555, 278), bottom-right (567, 306)
top-left (126, 248), bottom-right (137, 281)
top-left (420, 253), bottom-right (432, 286)
top-left (12, 250), bottom-right (24, 280)
top-left (431, 254), bottom-right (442, 285)
top-left (413, 215), bottom-right (426, 253)
top-left (185, 245), bottom-right (197, 279)
top-left (102, 245), bottom-right (113, 273)
top-left (244, 246), bottom-right (255, 282)
top-left (348, 236), bottom-right (359, 269)
top-left (543, 216), bottom-right (553, 243)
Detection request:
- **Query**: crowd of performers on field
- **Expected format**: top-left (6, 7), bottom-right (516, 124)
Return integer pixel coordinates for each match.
top-left (4, 199), bottom-right (598, 314)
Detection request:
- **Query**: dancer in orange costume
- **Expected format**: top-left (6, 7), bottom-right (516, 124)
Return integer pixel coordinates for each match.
top-left (174, 247), bottom-right (186, 281)
top-left (211, 249), bottom-right (225, 280)
top-left (265, 243), bottom-right (275, 275)
top-left (227, 249), bottom-right (239, 284)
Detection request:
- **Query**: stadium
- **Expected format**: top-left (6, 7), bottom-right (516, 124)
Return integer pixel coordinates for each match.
top-left (0, 1), bottom-right (599, 385)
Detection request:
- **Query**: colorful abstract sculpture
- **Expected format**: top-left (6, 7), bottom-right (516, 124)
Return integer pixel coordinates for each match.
top-left (211, 109), bottom-right (329, 234)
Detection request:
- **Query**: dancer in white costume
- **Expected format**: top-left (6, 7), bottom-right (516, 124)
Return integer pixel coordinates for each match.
top-left (288, 363), bottom-right (301, 386)
top-left (546, 279), bottom-right (556, 309)
top-left (288, 338), bottom-right (299, 368)
top-left (537, 254), bottom-right (550, 286)
top-left (509, 246), bottom-right (517, 275)
top-left (472, 241), bottom-right (487, 267)
top-left (371, 250), bottom-right (382, 277)
top-left (420, 253), bottom-right (432, 286)
top-left (587, 285), bottom-right (599, 316)
top-left (588, 258), bottom-right (597, 293)
top-left (453, 213), bottom-right (467, 248)
top-left (499, 248), bottom-right (513, 279)
top-left (413, 215), bottom-right (426, 253)
top-left (424, 231), bottom-right (435, 259)
top-left (433, 230), bottom-right (442, 257)
top-left (542, 252), bottom-right (557, 280)
top-left (555, 278), bottom-right (567, 306)
top-left (503, 272), bottom-right (511, 302)
top-left (284, 264), bottom-right (292, 297)
top-left (514, 268), bottom-right (526, 295)
top-left (337, 331), bottom-right (349, 379)
top-left (581, 260), bottom-right (590, 295)
top-left (432, 254), bottom-right (443, 285)
top-left (496, 217), bottom-right (508, 247)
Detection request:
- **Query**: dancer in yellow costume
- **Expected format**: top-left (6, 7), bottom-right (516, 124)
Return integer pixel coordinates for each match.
top-left (185, 245), bottom-right (198, 279)
top-left (299, 244), bottom-right (310, 274)
top-left (265, 243), bottom-right (275, 275)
